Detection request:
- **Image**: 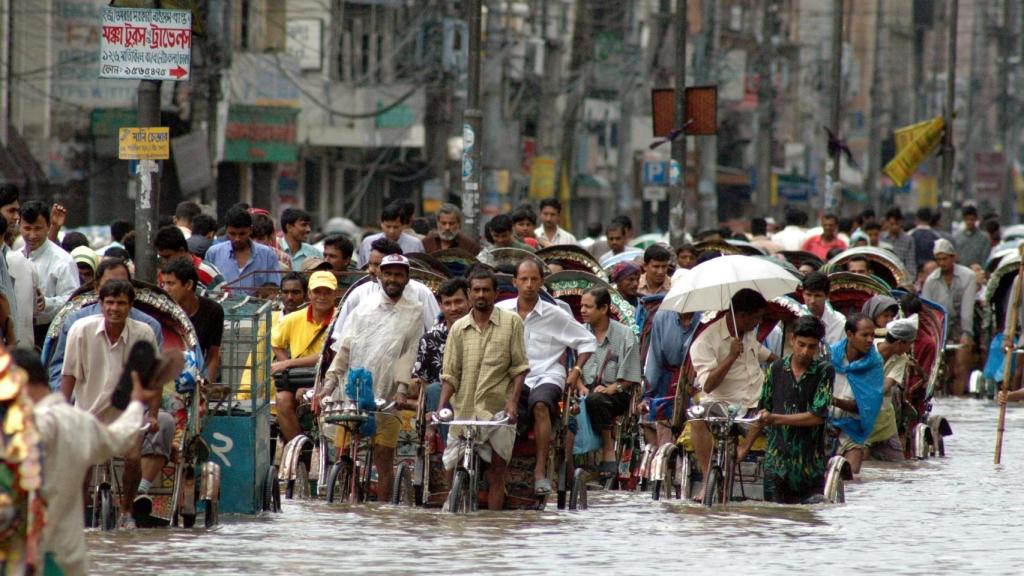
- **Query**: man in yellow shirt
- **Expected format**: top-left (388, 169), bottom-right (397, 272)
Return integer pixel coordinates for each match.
top-left (271, 270), bottom-right (337, 441)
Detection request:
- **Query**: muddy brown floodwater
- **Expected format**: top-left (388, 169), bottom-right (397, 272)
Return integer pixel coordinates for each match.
top-left (88, 398), bottom-right (1024, 575)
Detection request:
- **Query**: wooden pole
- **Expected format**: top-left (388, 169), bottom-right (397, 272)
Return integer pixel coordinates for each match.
top-left (994, 245), bottom-right (1024, 463)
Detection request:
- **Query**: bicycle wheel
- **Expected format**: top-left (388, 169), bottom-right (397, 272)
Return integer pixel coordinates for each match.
top-left (702, 466), bottom-right (722, 507)
top-left (262, 465), bottom-right (281, 513)
top-left (202, 498), bottom-right (219, 528)
top-left (391, 463), bottom-right (413, 506)
top-left (287, 461), bottom-right (311, 500)
top-left (97, 485), bottom-right (116, 531)
top-left (325, 460), bottom-right (352, 504)
top-left (446, 469), bottom-right (470, 514)
top-left (569, 468), bottom-right (588, 511)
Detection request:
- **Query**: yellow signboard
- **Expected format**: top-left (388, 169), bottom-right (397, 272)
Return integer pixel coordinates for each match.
top-left (529, 156), bottom-right (556, 199)
top-left (916, 175), bottom-right (938, 208)
top-left (882, 116), bottom-right (944, 187)
top-left (894, 118), bottom-right (935, 153)
top-left (118, 127), bottom-right (171, 160)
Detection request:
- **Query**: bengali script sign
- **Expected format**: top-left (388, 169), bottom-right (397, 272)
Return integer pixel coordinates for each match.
top-left (119, 127), bottom-right (171, 160)
top-left (99, 7), bottom-right (192, 81)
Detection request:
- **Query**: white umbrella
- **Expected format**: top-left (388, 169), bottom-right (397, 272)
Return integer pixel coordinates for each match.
top-left (660, 255), bottom-right (801, 315)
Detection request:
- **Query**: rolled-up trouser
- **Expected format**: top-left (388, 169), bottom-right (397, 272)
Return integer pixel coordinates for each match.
top-left (141, 410), bottom-right (176, 459)
top-left (585, 391), bottom-right (631, 433)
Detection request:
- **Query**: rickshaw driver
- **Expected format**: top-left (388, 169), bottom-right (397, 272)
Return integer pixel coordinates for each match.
top-left (689, 289), bottom-right (776, 492)
top-left (436, 268), bottom-right (530, 510)
top-left (496, 259), bottom-right (596, 495)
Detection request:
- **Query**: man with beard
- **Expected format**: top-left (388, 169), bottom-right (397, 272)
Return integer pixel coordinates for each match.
top-left (422, 204), bottom-right (480, 254)
top-left (437, 267), bottom-right (529, 510)
top-left (205, 206), bottom-right (280, 290)
top-left (321, 255), bottom-right (423, 498)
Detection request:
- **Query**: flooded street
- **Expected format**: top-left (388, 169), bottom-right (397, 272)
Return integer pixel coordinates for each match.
top-left (89, 398), bottom-right (1024, 575)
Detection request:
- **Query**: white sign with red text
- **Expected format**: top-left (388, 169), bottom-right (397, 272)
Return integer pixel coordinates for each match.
top-left (99, 7), bottom-right (192, 81)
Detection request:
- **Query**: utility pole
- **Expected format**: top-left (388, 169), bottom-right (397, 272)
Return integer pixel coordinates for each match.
top-left (669, 0), bottom-right (688, 246)
top-left (134, 0), bottom-right (161, 283)
top-left (939, 0), bottom-right (958, 228)
top-left (963, 0), bottom-right (983, 211)
top-left (865, 0), bottom-right (885, 216)
top-left (424, 1), bottom-right (453, 201)
top-left (614, 2), bottom-right (640, 215)
top-left (0, 0), bottom-right (9, 147)
top-left (695, 0), bottom-right (719, 231)
top-left (557, 0), bottom-right (592, 228)
top-left (461, 0), bottom-right (482, 231)
top-left (827, 0), bottom-right (844, 216)
top-left (999, 0), bottom-right (1019, 222)
top-left (755, 0), bottom-right (773, 224)
top-left (537, 0), bottom-right (563, 160)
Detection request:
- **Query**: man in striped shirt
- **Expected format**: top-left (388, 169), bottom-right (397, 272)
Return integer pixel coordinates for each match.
top-left (154, 225), bottom-right (226, 292)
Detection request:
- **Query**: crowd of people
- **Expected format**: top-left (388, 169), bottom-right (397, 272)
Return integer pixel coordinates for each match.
top-left (4, 178), bottom-right (1023, 574)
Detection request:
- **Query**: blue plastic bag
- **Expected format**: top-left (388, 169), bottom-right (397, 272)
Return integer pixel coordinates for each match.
top-left (573, 398), bottom-right (603, 455)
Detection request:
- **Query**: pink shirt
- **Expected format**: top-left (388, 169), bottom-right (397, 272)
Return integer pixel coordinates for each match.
top-left (801, 235), bottom-right (847, 260)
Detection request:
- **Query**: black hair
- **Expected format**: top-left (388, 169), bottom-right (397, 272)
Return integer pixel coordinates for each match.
top-left (411, 217), bottom-right (431, 236)
top-left (732, 288), bottom-right (767, 314)
top-left (438, 277), bottom-right (470, 299)
top-left (984, 219), bottom-right (1001, 235)
top-left (10, 347), bottom-right (46, 387)
top-left (586, 222), bottom-right (602, 238)
top-left (915, 207), bottom-right (932, 222)
top-left (154, 225), bottom-right (188, 253)
top-left (370, 237), bottom-right (402, 256)
top-left (251, 214), bottom-right (275, 239)
top-left (0, 184), bottom-right (19, 208)
top-left (784, 207), bottom-right (806, 227)
top-left (511, 207), bottom-right (536, 226)
top-left (158, 214), bottom-right (174, 228)
top-left (610, 214), bottom-right (633, 230)
top-left (751, 217), bottom-right (768, 236)
top-left (803, 271), bottom-right (831, 293)
top-left (281, 208), bottom-right (311, 233)
top-left (280, 271), bottom-right (308, 292)
top-left (822, 213), bottom-right (839, 224)
top-left (793, 315), bottom-right (826, 340)
top-left (643, 244), bottom-right (672, 264)
top-left (884, 207), bottom-right (903, 221)
top-left (97, 257), bottom-right (131, 281)
top-left (380, 202), bottom-right (404, 222)
top-left (468, 267), bottom-right (498, 290)
top-left (825, 247), bottom-right (845, 261)
top-left (175, 201), bottom-right (202, 224)
top-left (110, 220), bottom-right (133, 242)
top-left (514, 258), bottom-right (545, 278)
top-left (60, 232), bottom-right (89, 253)
top-left (585, 286), bottom-right (611, 310)
top-left (962, 205), bottom-right (979, 218)
top-left (539, 198), bottom-right (562, 213)
top-left (859, 208), bottom-right (876, 221)
top-left (161, 256), bottom-right (199, 291)
top-left (697, 250), bottom-right (721, 264)
top-left (675, 243), bottom-right (696, 256)
top-left (399, 200), bottom-right (416, 225)
top-left (490, 214), bottom-right (513, 234)
top-left (844, 312), bottom-right (874, 333)
top-left (838, 217), bottom-right (854, 234)
top-left (191, 213), bottom-right (216, 237)
top-left (847, 254), bottom-right (869, 267)
top-left (323, 234), bottom-right (354, 258)
top-left (104, 247), bottom-right (131, 262)
top-left (99, 278), bottom-right (135, 302)
top-left (864, 221), bottom-right (882, 232)
top-left (224, 206), bottom-right (253, 229)
top-left (899, 292), bottom-right (923, 316)
top-left (19, 200), bottom-right (49, 226)
top-left (606, 220), bottom-right (627, 235)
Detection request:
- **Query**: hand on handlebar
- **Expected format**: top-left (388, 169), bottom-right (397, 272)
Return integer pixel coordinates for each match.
top-left (504, 400), bottom-right (518, 425)
top-left (756, 409), bottom-right (773, 426)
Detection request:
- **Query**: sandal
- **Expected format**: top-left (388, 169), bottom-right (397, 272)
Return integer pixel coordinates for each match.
top-left (534, 478), bottom-right (554, 495)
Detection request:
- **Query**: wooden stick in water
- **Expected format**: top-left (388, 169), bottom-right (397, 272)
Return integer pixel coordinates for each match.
top-left (994, 245), bottom-right (1024, 464)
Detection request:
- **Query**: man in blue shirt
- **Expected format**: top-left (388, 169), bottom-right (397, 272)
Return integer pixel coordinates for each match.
top-left (205, 206), bottom-right (281, 291)
top-left (42, 257), bottom-right (164, 390)
top-left (642, 309), bottom-right (702, 447)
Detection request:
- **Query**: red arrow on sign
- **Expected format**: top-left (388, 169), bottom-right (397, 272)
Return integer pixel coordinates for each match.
top-left (169, 65), bottom-right (188, 79)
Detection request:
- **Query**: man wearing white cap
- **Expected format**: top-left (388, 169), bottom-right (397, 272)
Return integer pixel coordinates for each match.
top-left (271, 270), bottom-right (338, 442)
top-left (865, 315), bottom-right (919, 462)
top-left (921, 238), bottom-right (977, 395)
top-left (321, 254), bottom-right (424, 498)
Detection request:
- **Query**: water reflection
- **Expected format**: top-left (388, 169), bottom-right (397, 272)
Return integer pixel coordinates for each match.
top-left (89, 399), bottom-right (1024, 575)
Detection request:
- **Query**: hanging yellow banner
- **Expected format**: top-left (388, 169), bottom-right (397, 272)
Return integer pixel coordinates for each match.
top-left (882, 116), bottom-right (944, 187)
top-left (894, 118), bottom-right (935, 153)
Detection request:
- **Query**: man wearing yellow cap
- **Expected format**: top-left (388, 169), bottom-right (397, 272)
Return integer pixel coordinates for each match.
top-left (271, 270), bottom-right (337, 441)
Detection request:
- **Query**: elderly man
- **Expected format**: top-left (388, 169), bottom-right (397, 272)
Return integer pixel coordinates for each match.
top-left (689, 289), bottom-right (775, 492)
top-left (322, 255), bottom-right (424, 499)
top-left (356, 202), bottom-right (425, 267)
top-left (21, 200), bottom-right (79, 344)
top-left (954, 205), bottom-right (991, 269)
top-left (271, 270), bottom-right (338, 442)
top-left (534, 198), bottom-right (577, 247)
top-left (864, 316), bottom-right (918, 462)
top-left (802, 271), bottom-right (846, 346)
top-left (921, 238), bottom-right (977, 395)
top-left (422, 204), bottom-right (480, 254)
top-left (496, 259), bottom-right (595, 494)
top-left (610, 261), bottom-right (642, 308)
top-left (279, 208), bottom-right (323, 271)
top-left (437, 267), bottom-right (529, 510)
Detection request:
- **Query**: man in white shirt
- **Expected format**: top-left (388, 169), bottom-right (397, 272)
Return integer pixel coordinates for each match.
top-left (689, 289), bottom-right (775, 490)
top-left (0, 185), bottom-right (27, 346)
top-left (534, 198), bottom-right (577, 248)
top-left (496, 259), bottom-right (595, 494)
top-left (802, 271), bottom-right (846, 346)
top-left (331, 238), bottom-right (440, 350)
top-left (771, 207), bottom-right (809, 251)
top-left (20, 200), bottom-right (79, 344)
top-left (356, 202), bottom-right (425, 267)
top-left (321, 254), bottom-right (424, 499)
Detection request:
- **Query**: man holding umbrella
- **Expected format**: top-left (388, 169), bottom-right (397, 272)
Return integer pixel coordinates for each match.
top-left (689, 289), bottom-right (777, 489)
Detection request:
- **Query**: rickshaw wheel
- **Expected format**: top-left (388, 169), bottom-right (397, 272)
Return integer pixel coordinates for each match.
top-left (702, 466), bottom-right (722, 507)
top-left (263, 465), bottom-right (281, 513)
top-left (287, 462), bottom-right (311, 500)
top-left (569, 468), bottom-right (587, 510)
top-left (96, 485), bottom-right (116, 530)
top-left (446, 470), bottom-right (470, 513)
top-left (391, 463), bottom-right (413, 506)
top-left (325, 460), bottom-right (352, 504)
top-left (203, 499), bottom-right (218, 528)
